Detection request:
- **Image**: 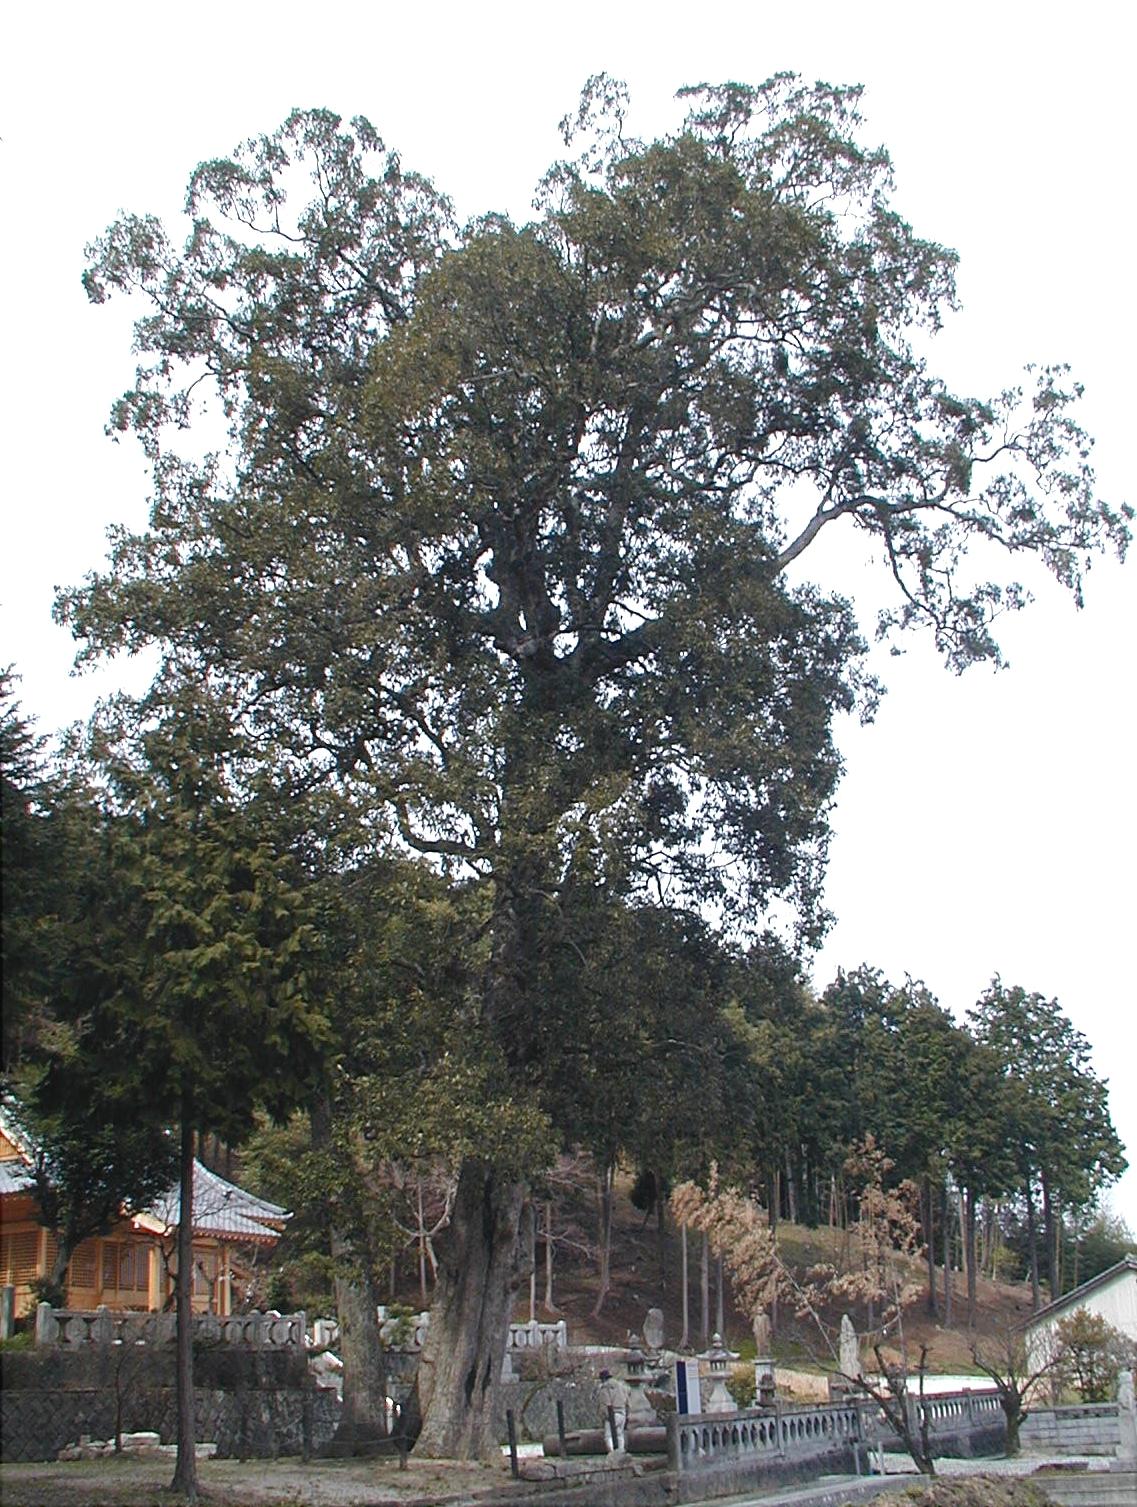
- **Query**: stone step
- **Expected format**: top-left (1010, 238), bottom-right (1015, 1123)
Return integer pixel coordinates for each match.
top-left (1031, 1469), bottom-right (1137, 1506)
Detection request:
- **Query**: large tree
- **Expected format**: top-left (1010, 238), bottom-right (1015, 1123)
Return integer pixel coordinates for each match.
top-left (66, 77), bottom-right (1128, 1456)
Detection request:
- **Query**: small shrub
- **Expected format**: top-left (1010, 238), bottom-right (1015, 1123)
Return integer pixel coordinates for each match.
top-left (727, 1361), bottom-right (756, 1410)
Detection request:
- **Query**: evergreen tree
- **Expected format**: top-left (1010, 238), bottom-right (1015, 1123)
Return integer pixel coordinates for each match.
top-left (66, 79), bottom-right (1128, 1455)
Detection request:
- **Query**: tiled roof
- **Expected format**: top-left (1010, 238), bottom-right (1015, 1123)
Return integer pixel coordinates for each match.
top-left (0, 1101), bottom-right (289, 1245)
top-left (137, 1160), bottom-right (289, 1244)
top-left (0, 1159), bottom-right (32, 1196)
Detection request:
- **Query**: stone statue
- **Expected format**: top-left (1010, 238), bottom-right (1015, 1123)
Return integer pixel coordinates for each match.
top-left (643, 1307), bottom-right (665, 1353)
top-left (839, 1314), bottom-right (860, 1379)
top-left (752, 1310), bottom-right (771, 1355)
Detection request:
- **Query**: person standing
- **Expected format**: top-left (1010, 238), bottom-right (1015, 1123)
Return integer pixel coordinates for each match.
top-left (595, 1368), bottom-right (631, 1452)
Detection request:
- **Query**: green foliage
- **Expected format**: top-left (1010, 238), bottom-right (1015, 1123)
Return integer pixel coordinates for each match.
top-left (1074, 1208), bottom-right (1137, 1284)
top-left (62, 79), bottom-right (1132, 1453)
top-left (1055, 1308), bottom-right (1131, 1402)
top-left (727, 1361), bottom-right (756, 1409)
top-left (5, 1088), bottom-right (178, 1282)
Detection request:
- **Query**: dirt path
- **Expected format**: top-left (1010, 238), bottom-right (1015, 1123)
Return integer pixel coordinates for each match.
top-left (0, 1453), bottom-right (526, 1507)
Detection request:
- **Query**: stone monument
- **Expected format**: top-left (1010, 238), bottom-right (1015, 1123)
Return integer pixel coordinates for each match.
top-left (752, 1310), bottom-right (775, 1407)
top-left (839, 1314), bottom-right (861, 1380)
top-left (643, 1306), bottom-right (665, 1355)
top-left (1117, 1368), bottom-right (1137, 1466)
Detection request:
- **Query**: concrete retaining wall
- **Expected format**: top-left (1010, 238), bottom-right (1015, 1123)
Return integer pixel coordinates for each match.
top-left (1021, 1403), bottom-right (1120, 1454)
top-left (0, 1346), bottom-right (338, 1462)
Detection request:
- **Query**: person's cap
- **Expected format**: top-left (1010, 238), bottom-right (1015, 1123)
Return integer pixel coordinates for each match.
top-left (599, 1369), bottom-right (611, 1380)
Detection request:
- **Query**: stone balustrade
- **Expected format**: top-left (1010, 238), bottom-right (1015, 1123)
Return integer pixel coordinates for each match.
top-left (667, 1388), bottom-right (1008, 1496)
top-left (668, 1399), bottom-right (871, 1499)
top-left (506, 1318), bottom-right (568, 1352)
top-left (34, 1302), bottom-right (306, 1351)
top-left (917, 1388), bottom-right (1003, 1431)
top-left (314, 1310), bottom-right (567, 1357)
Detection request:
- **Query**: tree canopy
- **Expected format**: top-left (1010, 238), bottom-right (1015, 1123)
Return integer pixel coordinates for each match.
top-left (63, 75), bottom-right (1130, 1456)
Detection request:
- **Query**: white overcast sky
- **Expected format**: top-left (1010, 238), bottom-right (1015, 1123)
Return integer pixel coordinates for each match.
top-left (2, 3), bottom-right (1134, 1231)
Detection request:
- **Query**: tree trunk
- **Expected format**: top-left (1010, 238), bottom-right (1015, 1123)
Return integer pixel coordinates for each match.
top-left (715, 1254), bottom-right (724, 1338)
top-left (592, 1160), bottom-right (614, 1318)
top-left (922, 1177), bottom-right (938, 1317)
top-left (700, 1231), bottom-right (710, 1345)
top-left (543, 1200), bottom-right (556, 1312)
top-left (1041, 1171), bottom-right (1060, 1301)
top-left (963, 1187), bottom-right (977, 1327)
top-left (785, 1151), bottom-right (799, 1225)
top-left (1024, 1177), bottom-right (1041, 1312)
top-left (656, 1183), bottom-right (666, 1289)
top-left (170, 1102), bottom-right (197, 1501)
top-left (415, 1160), bottom-right (524, 1459)
top-left (941, 1183), bottom-right (953, 1328)
top-left (528, 1201), bottom-right (537, 1322)
top-left (330, 1245), bottom-right (389, 1452)
top-left (47, 1231), bottom-right (76, 1299)
top-left (679, 1221), bottom-right (689, 1350)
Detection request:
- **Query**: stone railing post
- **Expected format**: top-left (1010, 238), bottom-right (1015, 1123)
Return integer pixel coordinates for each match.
top-left (34, 1301), bottom-right (59, 1346)
top-left (92, 1304), bottom-right (114, 1344)
top-left (0, 1284), bottom-right (14, 1340)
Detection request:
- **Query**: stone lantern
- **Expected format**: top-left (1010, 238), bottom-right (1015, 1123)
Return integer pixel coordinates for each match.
top-left (700, 1332), bottom-right (737, 1414)
top-left (624, 1333), bottom-right (657, 1428)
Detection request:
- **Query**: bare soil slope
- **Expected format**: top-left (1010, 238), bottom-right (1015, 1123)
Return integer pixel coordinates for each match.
top-left (510, 1174), bottom-right (1037, 1375)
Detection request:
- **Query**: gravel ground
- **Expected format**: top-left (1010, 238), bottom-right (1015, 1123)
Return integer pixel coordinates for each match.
top-left (0, 1452), bottom-right (520, 1507)
top-left (0, 1448), bottom-right (1112, 1507)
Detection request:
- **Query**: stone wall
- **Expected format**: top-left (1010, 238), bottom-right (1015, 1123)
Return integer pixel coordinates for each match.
top-left (1020, 1402), bottom-right (1121, 1455)
top-left (0, 1345), bottom-right (338, 1463)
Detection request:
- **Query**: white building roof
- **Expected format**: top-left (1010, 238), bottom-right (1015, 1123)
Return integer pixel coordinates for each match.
top-left (1023, 1255), bottom-right (1137, 1330)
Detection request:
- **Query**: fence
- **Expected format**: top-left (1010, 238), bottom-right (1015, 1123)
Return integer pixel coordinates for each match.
top-left (33, 1303), bottom-right (306, 1351)
top-left (312, 1310), bottom-right (567, 1356)
top-left (668, 1398), bottom-right (871, 1500)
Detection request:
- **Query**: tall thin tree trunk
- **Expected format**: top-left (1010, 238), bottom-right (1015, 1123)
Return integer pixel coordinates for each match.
top-left (714, 1254), bottom-right (724, 1338)
top-left (942, 1183), bottom-right (953, 1328)
top-left (1024, 1177), bottom-right (1041, 1312)
top-left (543, 1200), bottom-right (556, 1312)
top-left (528, 1201), bottom-right (537, 1322)
top-left (700, 1232), bottom-right (710, 1345)
top-left (1041, 1172), bottom-right (1060, 1301)
top-left (963, 1187), bottom-right (977, 1327)
top-left (786, 1151), bottom-right (799, 1225)
top-left (418, 1179), bottom-right (429, 1309)
top-left (592, 1161), bottom-right (614, 1318)
top-left (170, 1100), bottom-right (197, 1501)
top-left (679, 1221), bottom-right (689, 1350)
top-left (768, 1165), bottom-right (779, 1231)
top-left (923, 1177), bottom-right (938, 1317)
top-left (415, 1161), bottom-right (525, 1459)
top-left (656, 1181), bottom-right (666, 1290)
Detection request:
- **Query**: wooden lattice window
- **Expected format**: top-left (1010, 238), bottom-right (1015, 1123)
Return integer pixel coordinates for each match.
top-left (1, 1229), bottom-right (40, 1283)
top-left (69, 1241), bottom-right (97, 1288)
top-left (131, 1244), bottom-right (151, 1291)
